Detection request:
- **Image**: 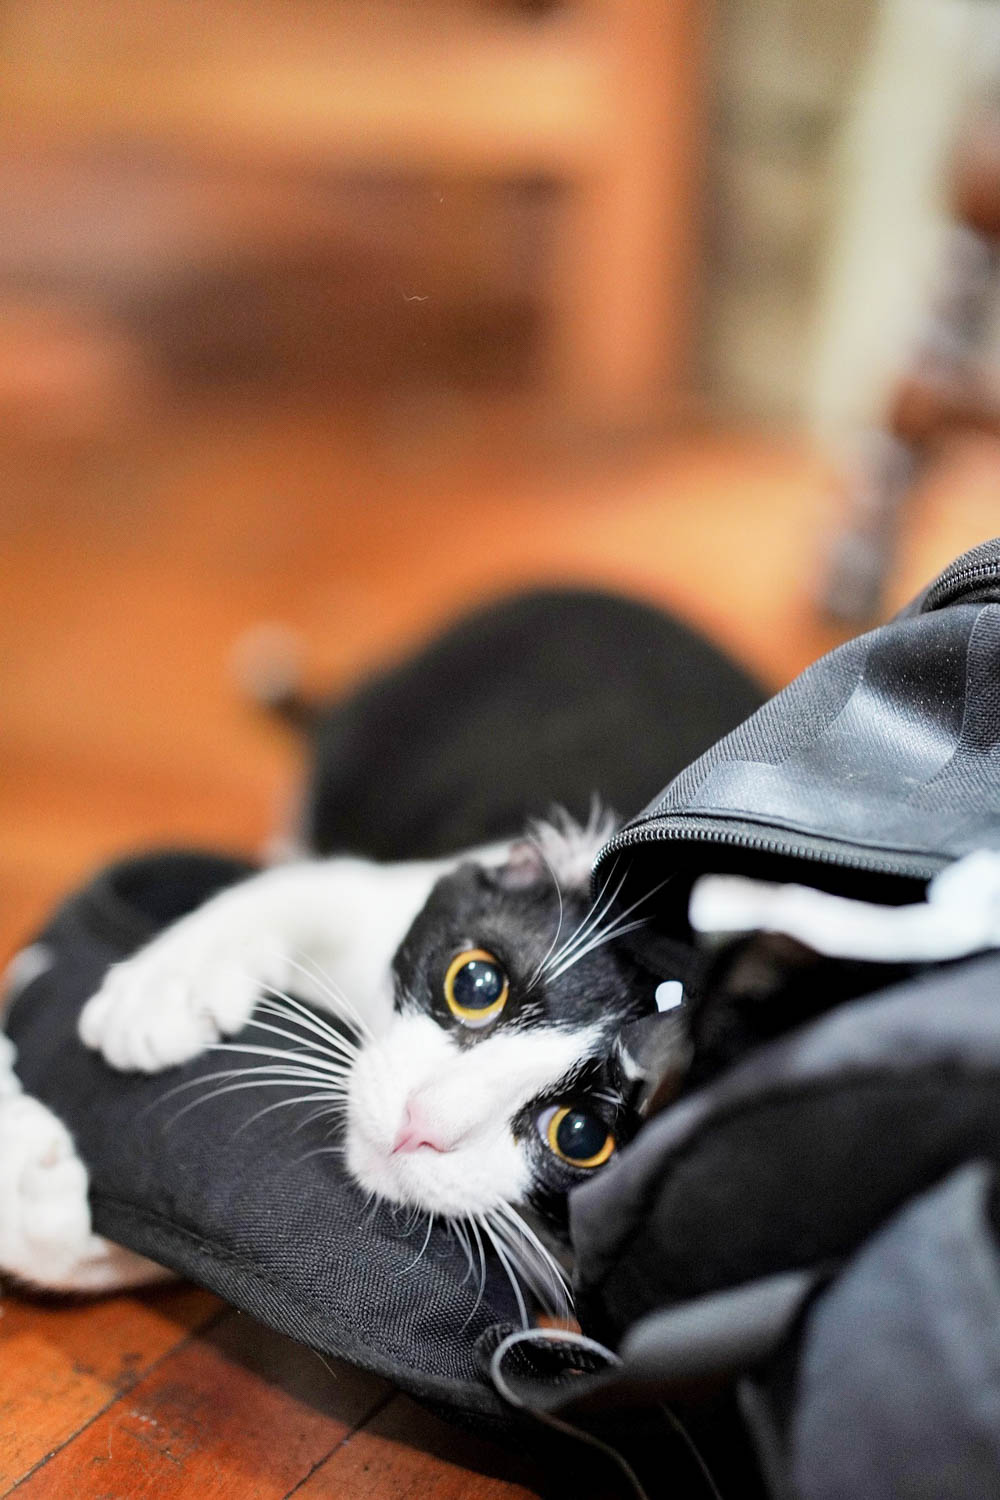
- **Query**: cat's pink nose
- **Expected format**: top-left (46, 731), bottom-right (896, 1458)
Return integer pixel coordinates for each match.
top-left (391, 1103), bottom-right (447, 1155)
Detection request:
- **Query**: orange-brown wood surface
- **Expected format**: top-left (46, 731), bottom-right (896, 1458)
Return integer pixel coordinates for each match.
top-left (2, 392), bottom-right (997, 1497)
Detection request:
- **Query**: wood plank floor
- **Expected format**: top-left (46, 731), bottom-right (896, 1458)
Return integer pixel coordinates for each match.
top-left (2, 391), bottom-right (997, 1497)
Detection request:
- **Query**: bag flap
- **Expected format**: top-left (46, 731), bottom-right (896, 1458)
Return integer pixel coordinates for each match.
top-left (594, 540), bottom-right (1000, 926)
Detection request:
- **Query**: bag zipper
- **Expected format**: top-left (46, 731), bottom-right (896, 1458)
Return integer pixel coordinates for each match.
top-left (594, 813), bottom-right (945, 885)
top-left (920, 546), bottom-right (1000, 612)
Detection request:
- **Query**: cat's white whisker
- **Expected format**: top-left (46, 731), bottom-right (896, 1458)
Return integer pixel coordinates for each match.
top-left (546, 876), bottom-right (671, 983)
top-left (402, 1211), bottom-right (436, 1273)
top-left (210, 1037), bottom-right (353, 1078)
top-left (540, 863), bottom-right (627, 981)
top-left (251, 1003), bottom-right (360, 1073)
top-left (545, 914), bottom-right (650, 983)
top-left (162, 1076), bottom-right (347, 1128)
top-left (253, 993), bottom-right (360, 1046)
top-left (490, 1201), bottom-right (572, 1316)
top-left (154, 1060), bottom-right (351, 1109)
top-left (290, 1143), bottom-right (348, 1166)
top-left (547, 880), bottom-right (636, 976)
top-left (288, 1100), bottom-right (348, 1135)
top-left (552, 857), bottom-right (624, 960)
top-left (280, 950), bottom-right (375, 1041)
top-left (391, 1201), bottom-right (426, 1239)
top-left (469, 1215), bottom-right (488, 1314)
top-left (448, 1218), bottom-right (476, 1287)
top-left (255, 991), bottom-right (360, 1060)
top-left (242, 1020), bottom-right (357, 1077)
top-left (455, 1215), bottom-right (489, 1329)
top-left (230, 1089), bottom-right (352, 1138)
top-left (494, 1200), bottom-right (571, 1297)
top-left (478, 1214), bottom-right (529, 1330)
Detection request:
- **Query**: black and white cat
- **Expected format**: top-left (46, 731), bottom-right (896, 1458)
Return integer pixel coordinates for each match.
top-left (0, 808), bottom-right (672, 1314)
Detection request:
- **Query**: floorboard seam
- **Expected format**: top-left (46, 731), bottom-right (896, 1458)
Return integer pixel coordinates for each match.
top-left (1, 1300), bottom-right (230, 1497)
top-left (280, 1385), bottom-right (398, 1500)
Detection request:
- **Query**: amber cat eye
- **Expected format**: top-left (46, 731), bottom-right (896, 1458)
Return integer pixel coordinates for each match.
top-left (443, 948), bottom-right (509, 1028)
top-left (540, 1105), bottom-right (615, 1169)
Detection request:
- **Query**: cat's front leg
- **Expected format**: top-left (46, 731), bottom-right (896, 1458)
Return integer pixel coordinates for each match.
top-left (0, 1038), bottom-right (166, 1293)
top-left (79, 856), bottom-right (452, 1073)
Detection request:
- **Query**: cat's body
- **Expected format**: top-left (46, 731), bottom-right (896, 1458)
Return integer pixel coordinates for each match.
top-left (0, 809), bottom-right (662, 1313)
top-left (0, 589), bottom-right (768, 1309)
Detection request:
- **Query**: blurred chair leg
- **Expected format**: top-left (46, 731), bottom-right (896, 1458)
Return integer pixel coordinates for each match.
top-left (821, 432), bottom-right (922, 622)
top-left (820, 102), bottom-right (1000, 624)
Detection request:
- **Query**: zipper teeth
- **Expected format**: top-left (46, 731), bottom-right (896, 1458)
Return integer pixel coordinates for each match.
top-left (595, 817), bottom-right (941, 877)
top-left (923, 559), bottom-right (1000, 611)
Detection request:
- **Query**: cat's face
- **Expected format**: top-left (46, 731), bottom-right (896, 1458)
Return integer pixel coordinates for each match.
top-left (344, 838), bottom-right (652, 1236)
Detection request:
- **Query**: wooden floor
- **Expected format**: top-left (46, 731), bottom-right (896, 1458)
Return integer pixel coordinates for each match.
top-left (2, 389), bottom-right (998, 1497)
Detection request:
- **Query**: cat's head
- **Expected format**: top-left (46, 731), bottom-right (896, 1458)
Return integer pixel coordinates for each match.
top-left (343, 815), bottom-right (673, 1238)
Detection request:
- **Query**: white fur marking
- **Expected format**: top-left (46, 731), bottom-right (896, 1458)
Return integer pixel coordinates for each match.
top-left (346, 1013), bottom-right (601, 1219)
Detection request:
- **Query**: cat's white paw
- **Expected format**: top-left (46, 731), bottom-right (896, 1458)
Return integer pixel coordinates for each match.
top-left (0, 1092), bottom-right (171, 1293)
top-left (0, 1092), bottom-right (95, 1287)
top-left (79, 923), bottom-right (290, 1072)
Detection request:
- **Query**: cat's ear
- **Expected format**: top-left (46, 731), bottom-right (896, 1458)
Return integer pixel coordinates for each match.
top-left (613, 1012), bottom-right (692, 1120)
top-left (486, 840), bottom-right (549, 892)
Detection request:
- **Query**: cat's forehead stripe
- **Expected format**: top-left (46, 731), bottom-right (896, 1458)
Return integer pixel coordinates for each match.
top-left (465, 1021), bottom-right (605, 1106)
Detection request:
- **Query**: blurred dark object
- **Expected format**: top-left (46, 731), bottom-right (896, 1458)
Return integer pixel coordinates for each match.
top-left (823, 104), bottom-right (1000, 623)
top-left (297, 588), bottom-right (767, 861)
top-left (0, 0), bottom-right (703, 433)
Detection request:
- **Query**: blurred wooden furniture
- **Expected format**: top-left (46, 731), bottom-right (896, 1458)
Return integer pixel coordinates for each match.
top-left (0, 0), bottom-right (702, 428)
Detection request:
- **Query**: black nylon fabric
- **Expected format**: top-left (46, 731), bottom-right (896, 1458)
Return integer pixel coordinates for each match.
top-left (785, 1162), bottom-right (1000, 1500)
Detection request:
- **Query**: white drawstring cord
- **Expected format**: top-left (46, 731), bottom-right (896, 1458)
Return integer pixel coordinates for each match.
top-left (690, 849), bottom-right (1000, 965)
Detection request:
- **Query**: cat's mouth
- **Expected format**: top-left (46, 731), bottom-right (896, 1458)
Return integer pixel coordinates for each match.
top-left (346, 1115), bottom-right (528, 1220)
